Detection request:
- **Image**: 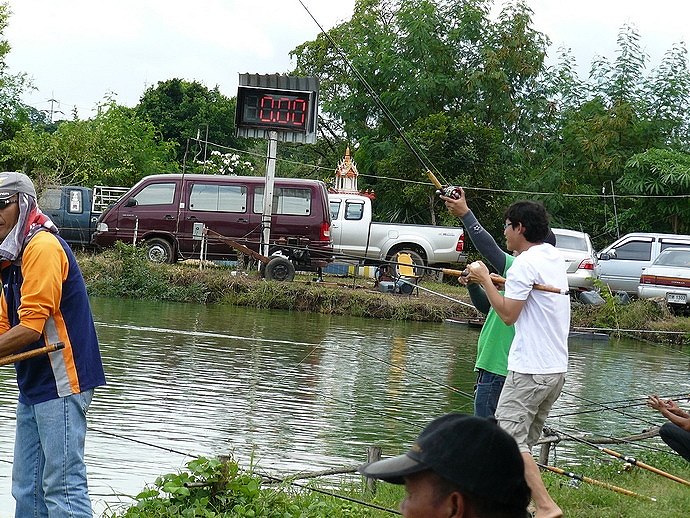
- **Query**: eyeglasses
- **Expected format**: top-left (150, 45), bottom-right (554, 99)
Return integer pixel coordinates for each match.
top-left (503, 222), bottom-right (514, 230)
top-left (0, 199), bottom-right (17, 210)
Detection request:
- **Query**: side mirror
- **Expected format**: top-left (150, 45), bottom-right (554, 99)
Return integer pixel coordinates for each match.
top-left (598, 249), bottom-right (616, 261)
top-left (125, 198), bottom-right (137, 207)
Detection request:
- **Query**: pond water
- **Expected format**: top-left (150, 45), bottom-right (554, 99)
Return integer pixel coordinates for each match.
top-left (0, 297), bottom-right (687, 516)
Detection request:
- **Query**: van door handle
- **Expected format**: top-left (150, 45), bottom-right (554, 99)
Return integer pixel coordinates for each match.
top-left (164, 215), bottom-right (175, 220)
top-left (186, 215), bottom-right (198, 221)
top-left (238, 218), bottom-right (248, 223)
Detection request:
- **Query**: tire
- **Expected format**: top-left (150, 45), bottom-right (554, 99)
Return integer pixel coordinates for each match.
top-left (145, 237), bottom-right (175, 263)
top-left (263, 256), bottom-right (295, 282)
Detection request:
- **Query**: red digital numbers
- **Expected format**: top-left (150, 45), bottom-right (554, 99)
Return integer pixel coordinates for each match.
top-left (258, 95), bottom-right (307, 127)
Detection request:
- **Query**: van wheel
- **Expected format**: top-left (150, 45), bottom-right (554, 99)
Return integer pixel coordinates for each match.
top-left (145, 238), bottom-right (175, 263)
top-left (263, 257), bottom-right (295, 282)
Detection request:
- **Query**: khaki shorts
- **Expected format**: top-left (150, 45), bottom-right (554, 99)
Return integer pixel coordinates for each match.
top-left (495, 371), bottom-right (565, 453)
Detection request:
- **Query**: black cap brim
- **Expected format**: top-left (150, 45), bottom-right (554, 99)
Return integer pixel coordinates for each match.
top-left (358, 453), bottom-right (427, 484)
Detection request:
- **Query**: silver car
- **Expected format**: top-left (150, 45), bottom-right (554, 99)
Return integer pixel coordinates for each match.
top-left (552, 228), bottom-right (598, 291)
top-left (638, 247), bottom-right (690, 311)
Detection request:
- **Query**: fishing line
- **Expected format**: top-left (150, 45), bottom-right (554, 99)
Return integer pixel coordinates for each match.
top-left (558, 389), bottom-right (660, 428)
top-left (333, 338), bottom-right (475, 400)
top-left (95, 322), bottom-right (476, 406)
top-left (553, 422), bottom-right (679, 457)
top-left (93, 425), bottom-right (400, 515)
top-left (551, 392), bottom-right (689, 419)
top-left (195, 136), bottom-right (690, 199)
top-left (296, 0), bottom-right (447, 187)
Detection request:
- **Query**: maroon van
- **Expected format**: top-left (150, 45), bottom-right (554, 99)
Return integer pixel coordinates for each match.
top-left (92, 174), bottom-right (333, 273)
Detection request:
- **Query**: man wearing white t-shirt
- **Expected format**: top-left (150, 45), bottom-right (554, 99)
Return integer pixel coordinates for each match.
top-left (466, 201), bottom-right (569, 518)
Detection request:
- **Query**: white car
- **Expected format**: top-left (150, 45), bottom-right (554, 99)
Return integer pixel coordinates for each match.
top-left (638, 247), bottom-right (690, 310)
top-left (552, 228), bottom-right (599, 292)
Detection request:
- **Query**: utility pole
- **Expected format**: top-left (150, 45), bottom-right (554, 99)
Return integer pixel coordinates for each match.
top-left (46, 96), bottom-right (63, 123)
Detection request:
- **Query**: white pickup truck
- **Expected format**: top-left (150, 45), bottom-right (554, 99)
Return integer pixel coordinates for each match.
top-left (328, 193), bottom-right (466, 267)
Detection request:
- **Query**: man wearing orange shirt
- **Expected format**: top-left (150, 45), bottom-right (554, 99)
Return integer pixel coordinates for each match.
top-left (0, 172), bottom-right (106, 518)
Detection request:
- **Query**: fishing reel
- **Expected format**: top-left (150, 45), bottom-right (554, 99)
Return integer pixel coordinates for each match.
top-left (435, 185), bottom-right (462, 200)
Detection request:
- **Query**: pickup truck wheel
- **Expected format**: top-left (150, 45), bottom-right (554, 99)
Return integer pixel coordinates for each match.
top-left (145, 238), bottom-right (175, 263)
top-left (264, 256), bottom-right (295, 282)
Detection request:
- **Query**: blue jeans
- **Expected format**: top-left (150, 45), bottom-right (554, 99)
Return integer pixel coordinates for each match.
top-left (12, 390), bottom-right (94, 518)
top-left (474, 370), bottom-right (506, 418)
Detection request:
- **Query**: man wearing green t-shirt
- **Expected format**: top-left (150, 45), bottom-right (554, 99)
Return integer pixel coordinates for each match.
top-left (443, 188), bottom-right (514, 417)
top-left (442, 188), bottom-right (555, 418)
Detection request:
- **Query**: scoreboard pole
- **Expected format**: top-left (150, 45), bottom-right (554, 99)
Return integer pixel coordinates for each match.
top-left (261, 131), bottom-right (278, 260)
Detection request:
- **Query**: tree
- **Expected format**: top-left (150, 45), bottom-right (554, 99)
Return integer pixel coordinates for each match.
top-left (0, 2), bottom-right (32, 142)
top-left (528, 24), bottom-right (690, 243)
top-left (290, 0), bottom-right (549, 224)
top-left (1, 101), bottom-right (177, 188)
top-left (619, 149), bottom-right (690, 233)
top-left (136, 79), bottom-right (243, 163)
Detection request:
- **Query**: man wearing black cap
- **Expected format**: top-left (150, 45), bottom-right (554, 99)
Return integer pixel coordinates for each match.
top-left (360, 413), bottom-right (530, 517)
top-left (0, 172), bottom-right (105, 517)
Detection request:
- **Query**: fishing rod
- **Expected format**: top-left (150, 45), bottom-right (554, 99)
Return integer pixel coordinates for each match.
top-left (297, 0), bottom-right (457, 197)
top-left (0, 342), bottom-right (65, 366)
top-left (537, 463), bottom-right (656, 501)
top-left (554, 427), bottom-right (690, 487)
top-left (256, 472), bottom-right (401, 515)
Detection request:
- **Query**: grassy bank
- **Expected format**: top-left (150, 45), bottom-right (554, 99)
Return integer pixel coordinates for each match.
top-left (105, 453), bottom-right (690, 517)
top-left (77, 244), bottom-right (690, 343)
top-left (79, 244), bottom-right (690, 344)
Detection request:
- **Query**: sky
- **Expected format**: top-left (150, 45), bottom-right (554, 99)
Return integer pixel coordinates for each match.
top-left (4, 0), bottom-right (690, 121)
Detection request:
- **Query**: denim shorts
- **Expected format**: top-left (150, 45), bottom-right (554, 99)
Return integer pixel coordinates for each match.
top-left (495, 371), bottom-right (565, 452)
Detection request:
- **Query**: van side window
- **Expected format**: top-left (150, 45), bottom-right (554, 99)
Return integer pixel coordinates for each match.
top-left (344, 201), bottom-right (364, 221)
top-left (40, 188), bottom-right (62, 210)
top-left (329, 200), bottom-right (341, 220)
top-left (190, 184), bottom-right (247, 212)
top-left (134, 183), bottom-right (176, 205)
top-left (68, 189), bottom-right (83, 214)
top-left (254, 187), bottom-right (311, 215)
top-left (613, 240), bottom-right (652, 261)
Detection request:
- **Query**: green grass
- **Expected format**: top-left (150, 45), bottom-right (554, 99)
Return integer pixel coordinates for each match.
top-left (103, 453), bottom-right (690, 517)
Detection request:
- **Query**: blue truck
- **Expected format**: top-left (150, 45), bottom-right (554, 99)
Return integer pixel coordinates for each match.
top-left (39, 185), bottom-right (129, 247)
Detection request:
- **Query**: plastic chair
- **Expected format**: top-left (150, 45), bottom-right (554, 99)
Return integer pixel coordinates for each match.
top-left (395, 252), bottom-right (420, 295)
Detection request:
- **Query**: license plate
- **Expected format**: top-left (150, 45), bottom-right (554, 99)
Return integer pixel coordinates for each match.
top-left (666, 292), bottom-right (688, 304)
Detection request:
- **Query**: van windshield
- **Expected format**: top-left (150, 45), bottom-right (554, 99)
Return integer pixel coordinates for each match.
top-left (134, 183), bottom-right (176, 205)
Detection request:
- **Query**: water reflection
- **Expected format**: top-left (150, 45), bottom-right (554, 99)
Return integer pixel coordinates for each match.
top-left (0, 297), bottom-right (687, 517)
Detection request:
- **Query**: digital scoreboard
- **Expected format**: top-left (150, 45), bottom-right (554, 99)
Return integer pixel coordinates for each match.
top-left (236, 75), bottom-right (318, 143)
top-left (236, 86), bottom-right (315, 133)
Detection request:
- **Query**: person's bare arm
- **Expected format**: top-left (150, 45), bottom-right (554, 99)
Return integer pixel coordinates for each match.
top-left (0, 324), bottom-right (42, 357)
top-left (465, 261), bottom-right (525, 325)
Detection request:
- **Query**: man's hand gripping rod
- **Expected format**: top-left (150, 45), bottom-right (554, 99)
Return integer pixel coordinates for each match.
top-left (443, 267), bottom-right (570, 296)
top-left (0, 342), bottom-right (65, 366)
top-left (426, 170), bottom-right (462, 200)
